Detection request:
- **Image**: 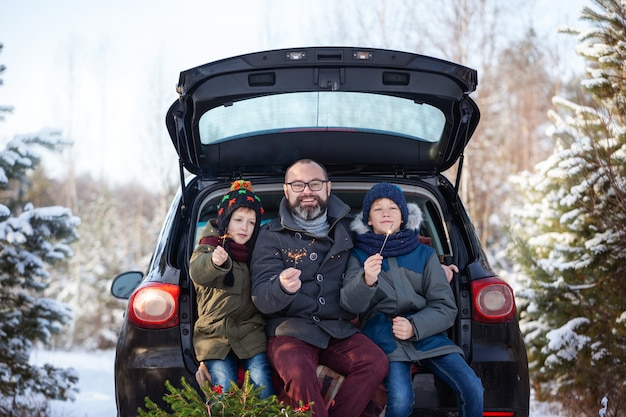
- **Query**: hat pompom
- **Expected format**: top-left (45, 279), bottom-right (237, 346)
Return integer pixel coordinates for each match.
top-left (229, 179), bottom-right (254, 193)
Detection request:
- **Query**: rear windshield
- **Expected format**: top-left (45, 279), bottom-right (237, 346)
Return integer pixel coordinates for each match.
top-left (198, 92), bottom-right (446, 145)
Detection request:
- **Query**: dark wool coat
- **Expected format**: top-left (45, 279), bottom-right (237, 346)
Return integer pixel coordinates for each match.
top-left (190, 221), bottom-right (267, 362)
top-left (250, 194), bottom-right (359, 349)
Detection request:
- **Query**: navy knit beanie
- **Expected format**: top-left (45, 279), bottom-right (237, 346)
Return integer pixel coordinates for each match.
top-left (361, 182), bottom-right (409, 229)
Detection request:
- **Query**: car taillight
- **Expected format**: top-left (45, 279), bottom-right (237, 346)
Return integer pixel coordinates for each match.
top-left (127, 282), bottom-right (180, 329)
top-left (483, 412), bottom-right (515, 416)
top-left (471, 277), bottom-right (516, 323)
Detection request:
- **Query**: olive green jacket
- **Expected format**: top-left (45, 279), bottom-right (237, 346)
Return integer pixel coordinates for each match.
top-left (190, 221), bottom-right (266, 361)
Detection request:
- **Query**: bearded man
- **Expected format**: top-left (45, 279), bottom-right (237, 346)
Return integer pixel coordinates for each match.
top-left (251, 159), bottom-right (387, 417)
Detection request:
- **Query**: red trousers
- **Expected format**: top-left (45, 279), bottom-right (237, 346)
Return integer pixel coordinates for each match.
top-left (267, 333), bottom-right (387, 417)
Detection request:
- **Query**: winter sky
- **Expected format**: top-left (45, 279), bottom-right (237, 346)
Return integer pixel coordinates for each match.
top-left (1, 0), bottom-right (587, 186)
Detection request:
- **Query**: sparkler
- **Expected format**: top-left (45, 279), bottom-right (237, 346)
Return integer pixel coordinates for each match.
top-left (219, 233), bottom-right (231, 247)
top-left (284, 248), bottom-right (307, 269)
top-left (378, 223), bottom-right (394, 254)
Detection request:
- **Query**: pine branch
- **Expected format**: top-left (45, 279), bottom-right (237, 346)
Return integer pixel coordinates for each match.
top-left (139, 371), bottom-right (313, 417)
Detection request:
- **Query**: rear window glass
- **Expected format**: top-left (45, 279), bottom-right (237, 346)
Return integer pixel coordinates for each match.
top-left (198, 92), bottom-right (446, 145)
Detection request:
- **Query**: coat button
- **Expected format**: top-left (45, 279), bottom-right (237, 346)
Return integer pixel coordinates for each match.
top-left (316, 274), bottom-right (323, 283)
top-left (312, 315), bottom-right (320, 322)
top-left (310, 252), bottom-right (318, 261)
top-left (318, 297), bottom-right (326, 305)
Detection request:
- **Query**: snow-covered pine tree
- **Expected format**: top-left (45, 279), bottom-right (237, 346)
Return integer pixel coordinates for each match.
top-left (509, 0), bottom-right (626, 415)
top-left (0, 132), bottom-right (80, 415)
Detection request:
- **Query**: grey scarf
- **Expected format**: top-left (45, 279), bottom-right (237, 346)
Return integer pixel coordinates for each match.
top-left (292, 211), bottom-right (330, 236)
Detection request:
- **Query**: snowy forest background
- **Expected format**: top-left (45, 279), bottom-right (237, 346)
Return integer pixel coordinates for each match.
top-left (1, 0), bottom-right (625, 416)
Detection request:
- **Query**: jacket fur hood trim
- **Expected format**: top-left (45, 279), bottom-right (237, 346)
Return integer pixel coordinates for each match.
top-left (351, 203), bottom-right (423, 235)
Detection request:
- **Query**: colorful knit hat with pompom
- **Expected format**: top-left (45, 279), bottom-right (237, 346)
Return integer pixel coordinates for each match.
top-left (216, 180), bottom-right (264, 235)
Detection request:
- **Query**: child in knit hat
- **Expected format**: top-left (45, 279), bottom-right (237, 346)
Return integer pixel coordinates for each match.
top-left (340, 182), bottom-right (483, 417)
top-left (190, 180), bottom-right (274, 398)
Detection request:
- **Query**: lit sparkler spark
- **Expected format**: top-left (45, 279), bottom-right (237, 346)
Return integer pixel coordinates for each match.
top-left (284, 248), bottom-right (307, 269)
top-left (379, 223), bottom-right (394, 254)
top-left (220, 233), bottom-right (231, 247)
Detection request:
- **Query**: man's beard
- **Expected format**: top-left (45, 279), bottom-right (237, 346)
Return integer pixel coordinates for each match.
top-left (290, 196), bottom-right (328, 220)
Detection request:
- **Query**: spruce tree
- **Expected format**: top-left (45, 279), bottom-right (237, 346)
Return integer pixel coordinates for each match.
top-left (509, 0), bottom-right (626, 415)
top-left (0, 132), bottom-right (80, 415)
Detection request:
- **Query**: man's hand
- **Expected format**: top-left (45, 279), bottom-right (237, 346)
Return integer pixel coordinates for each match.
top-left (195, 362), bottom-right (212, 387)
top-left (392, 316), bottom-right (415, 340)
top-left (363, 254), bottom-right (382, 287)
top-left (441, 264), bottom-right (459, 283)
top-left (279, 267), bottom-right (302, 293)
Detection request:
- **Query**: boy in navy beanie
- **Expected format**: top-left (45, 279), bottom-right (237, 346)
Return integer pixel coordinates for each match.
top-left (341, 182), bottom-right (483, 417)
top-left (360, 182), bottom-right (409, 230)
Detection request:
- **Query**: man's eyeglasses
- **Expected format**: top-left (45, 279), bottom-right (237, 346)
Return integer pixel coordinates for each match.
top-left (285, 180), bottom-right (328, 193)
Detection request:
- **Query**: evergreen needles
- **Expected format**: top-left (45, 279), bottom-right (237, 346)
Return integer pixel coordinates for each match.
top-left (138, 371), bottom-right (313, 417)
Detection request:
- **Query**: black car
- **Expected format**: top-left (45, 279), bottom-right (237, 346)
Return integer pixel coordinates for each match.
top-left (111, 46), bottom-right (529, 417)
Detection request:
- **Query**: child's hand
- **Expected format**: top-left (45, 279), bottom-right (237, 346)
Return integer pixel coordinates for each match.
top-left (195, 362), bottom-right (212, 387)
top-left (392, 316), bottom-right (415, 340)
top-left (363, 253), bottom-right (383, 287)
top-left (212, 245), bottom-right (229, 267)
top-left (279, 267), bottom-right (302, 294)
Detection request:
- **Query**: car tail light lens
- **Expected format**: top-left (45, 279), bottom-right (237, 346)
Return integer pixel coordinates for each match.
top-left (471, 277), bottom-right (516, 323)
top-left (127, 282), bottom-right (180, 329)
top-left (483, 412), bottom-right (515, 416)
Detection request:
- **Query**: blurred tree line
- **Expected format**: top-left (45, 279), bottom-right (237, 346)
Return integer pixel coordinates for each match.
top-left (24, 170), bottom-right (173, 349)
top-left (303, 0), bottom-right (585, 272)
top-left (5, 160), bottom-right (172, 350)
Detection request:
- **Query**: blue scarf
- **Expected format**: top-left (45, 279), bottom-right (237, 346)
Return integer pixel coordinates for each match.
top-left (354, 228), bottom-right (421, 257)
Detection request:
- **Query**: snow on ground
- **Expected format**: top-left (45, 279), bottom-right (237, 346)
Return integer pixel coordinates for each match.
top-left (31, 349), bottom-right (117, 417)
top-left (32, 348), bottom-right (564, 416)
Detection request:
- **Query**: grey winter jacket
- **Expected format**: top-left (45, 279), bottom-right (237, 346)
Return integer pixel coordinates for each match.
top-left (340, 204), bottom-right (463, 362)
top-left (250, 194), bottom-right (360, 349)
